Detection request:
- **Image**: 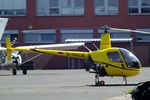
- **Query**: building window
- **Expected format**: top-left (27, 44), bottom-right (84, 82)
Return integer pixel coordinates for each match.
top-left (0, 0), bottom-right (26, 16)
top-left (61, 29), bottom-right (93, 42)
top-left (94, 0), bottom-right (118, 15)
top-left (36, 0), bottom-right (84, 16)
top-left (128, 0), bottom-right (150, 15)
top-left (23, 29), bottom-right (56, 43)
top-left (136, 29), bottom-right (150, 42)
top-left (1, 30), bottom-right (19, 43)
top-left (98, 30), bottom-right (131, 39)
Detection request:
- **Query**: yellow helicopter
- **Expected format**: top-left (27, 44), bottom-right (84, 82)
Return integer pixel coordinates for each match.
top-left (7, 26), bottom-right (146, 86)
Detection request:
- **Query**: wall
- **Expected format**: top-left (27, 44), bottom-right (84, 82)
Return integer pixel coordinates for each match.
top-left (3, 0), bottom-right (150, 68)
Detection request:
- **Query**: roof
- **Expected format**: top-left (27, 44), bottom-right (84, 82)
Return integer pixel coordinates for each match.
top-left (65, 38), bottom-right (133, 43)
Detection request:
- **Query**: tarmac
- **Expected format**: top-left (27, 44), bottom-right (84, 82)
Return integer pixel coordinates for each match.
top-left (0, 67), bottom-right (149, 100)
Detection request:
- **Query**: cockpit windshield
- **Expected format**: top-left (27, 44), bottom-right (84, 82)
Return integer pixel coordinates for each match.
top-left (120, 48), bottom-right (141, 68)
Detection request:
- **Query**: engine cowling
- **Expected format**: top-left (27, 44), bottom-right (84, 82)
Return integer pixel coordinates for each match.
top-left (0, 52), bottom-right (22, 68)
top-left (11, 53), bottom-right (22, 66)
top-left (84, 59), bottom-right (95, 71)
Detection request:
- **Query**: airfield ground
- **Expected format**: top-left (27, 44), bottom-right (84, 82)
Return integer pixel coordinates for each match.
top-left (0, 68), bottom-right (149, 100)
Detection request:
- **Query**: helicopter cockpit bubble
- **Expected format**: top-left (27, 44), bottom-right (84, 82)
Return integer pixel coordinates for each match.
top-left (120, 48), bottom-right (142, 68)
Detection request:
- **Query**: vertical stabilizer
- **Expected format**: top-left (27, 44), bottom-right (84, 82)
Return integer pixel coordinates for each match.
top-left (100, 30), bottom-right (111, 50)
top-left (6, 36), bottom-right (12, 61)
top-left (0, 18), bottom-right (8, 41)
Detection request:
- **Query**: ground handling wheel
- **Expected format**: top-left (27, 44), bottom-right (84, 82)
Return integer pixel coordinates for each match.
top-left (96, 81), bottom-right (105, 86)
top-left (12, 69), bottom-right (17, 75)
top-left (22, 68), bottom-right (27, 75)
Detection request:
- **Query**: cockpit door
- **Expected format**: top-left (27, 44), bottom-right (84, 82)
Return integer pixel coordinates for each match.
top-left (107, 51), bottom-right (127, 75)
top-left (107, 51), bottom-right (126, 69)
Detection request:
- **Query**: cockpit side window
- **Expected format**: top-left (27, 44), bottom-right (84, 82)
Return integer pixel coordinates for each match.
top-left (120, 48), bottom-right (141, 68)
top-left (107, 52), bottom-right (122, 62)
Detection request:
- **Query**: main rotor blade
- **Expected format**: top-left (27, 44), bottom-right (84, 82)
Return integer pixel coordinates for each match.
top-left (109, 27), bottom-right (150, 34)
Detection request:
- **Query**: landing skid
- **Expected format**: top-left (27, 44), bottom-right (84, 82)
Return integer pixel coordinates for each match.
top-left (94, 74), bottom-right (128, 86)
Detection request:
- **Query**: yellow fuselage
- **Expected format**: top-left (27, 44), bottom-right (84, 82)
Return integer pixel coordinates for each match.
top-left (31, 47), bottom-right (141, 77)
top-left (89, 48), bottom-right (141, 77)
top-left (7, 31), bottom-right (141, 78)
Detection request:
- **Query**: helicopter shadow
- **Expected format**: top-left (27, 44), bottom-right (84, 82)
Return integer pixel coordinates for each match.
top-left (87, 83), bottom-right (138, 87)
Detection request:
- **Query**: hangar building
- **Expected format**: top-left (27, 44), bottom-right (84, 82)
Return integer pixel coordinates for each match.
top-left (1, 0), bottom-right (150, 69)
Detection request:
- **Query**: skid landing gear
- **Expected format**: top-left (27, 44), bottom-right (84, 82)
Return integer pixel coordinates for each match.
top-left (95, 74), bottom-right (105, 86)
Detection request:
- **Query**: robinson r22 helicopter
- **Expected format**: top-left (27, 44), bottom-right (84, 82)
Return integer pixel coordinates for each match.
top-left (7, 26), bottom-right (149, 85)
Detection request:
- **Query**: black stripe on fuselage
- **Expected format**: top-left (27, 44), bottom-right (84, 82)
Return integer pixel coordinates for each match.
top-left (94, 61), bottom-right (140, 71)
